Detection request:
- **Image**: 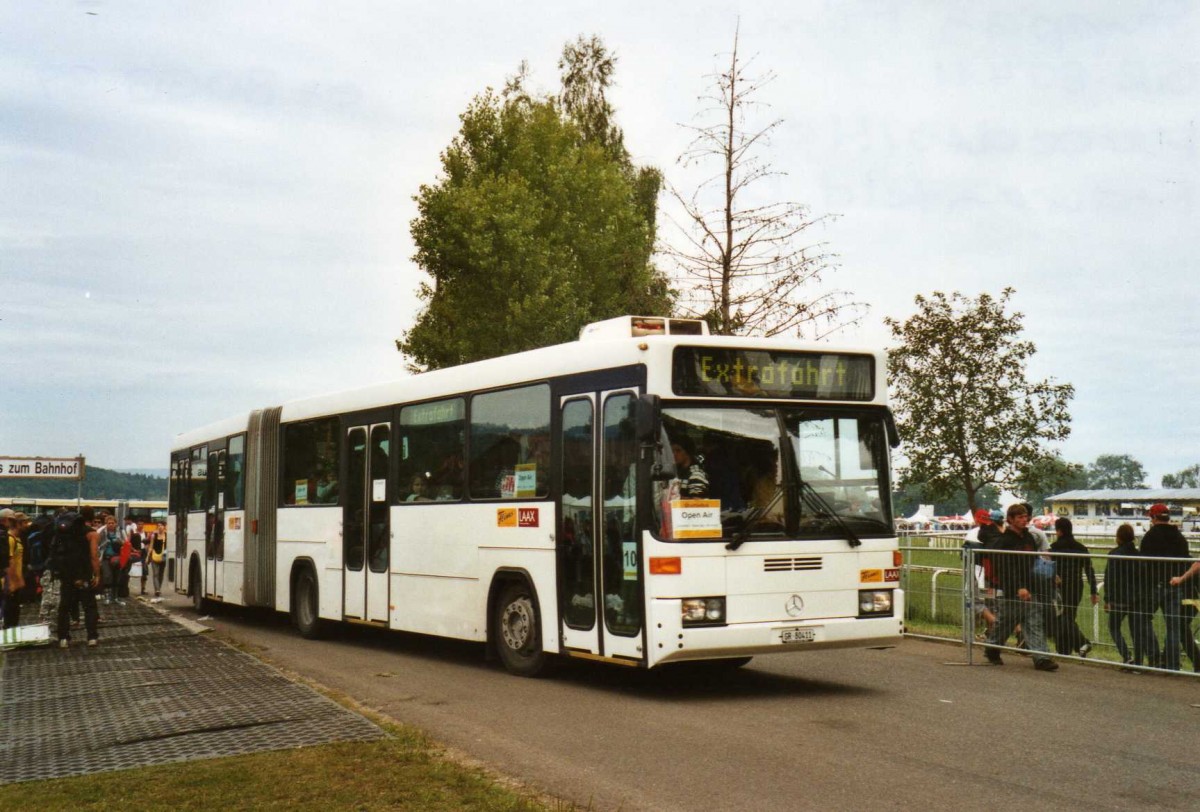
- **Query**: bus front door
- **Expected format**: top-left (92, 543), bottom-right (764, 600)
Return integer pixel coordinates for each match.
top-left (557, 390), bottom-right (643, 663)
top-left (558, 395), bottom-right (599, 655)
top-left (343, 423), bottom-right (390, 623)
top-left (173, 456), bottom-right (188, 595)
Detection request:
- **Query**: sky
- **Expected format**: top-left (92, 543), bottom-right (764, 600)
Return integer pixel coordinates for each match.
top-left (1, 1), bottom-right (1197, 486)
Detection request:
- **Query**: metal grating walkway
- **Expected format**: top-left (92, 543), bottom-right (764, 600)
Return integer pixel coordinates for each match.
top-left (0, 599), bottom-right (386, 784)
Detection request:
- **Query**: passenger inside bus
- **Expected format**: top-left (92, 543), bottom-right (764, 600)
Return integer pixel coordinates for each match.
top-left (406, 475), bottom-right (431, 502)
top-left (314, 467), bottom-right (338, 503)
top-left (670, 435), bottom-right (709, 498)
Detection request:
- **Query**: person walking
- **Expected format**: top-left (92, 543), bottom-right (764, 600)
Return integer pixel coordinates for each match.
top-left (3, 510), bottom-right (26, 629)
top-left (54, 507), bottom-right (101, 648)
top-left (1050, 517), bottom-right (1098, 657)
top-left (1106, 524), bottom-right (1148, 668)
top-left (146, 531), bottom-right (167, 600)
top-left (963, 509), bottom-right (1000, 640)
top-left (1140, 503), bottom-right (1191, 671)
top-left (983, 503), bottom-right (1058, 671)
top-left (1169, 555), bottom-right (1200, 671)
top-left (97, 515), bottom-right (123, 605)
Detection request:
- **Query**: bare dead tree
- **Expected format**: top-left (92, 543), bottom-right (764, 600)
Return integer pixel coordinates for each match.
top-left (665, 27), bottom-right (864, 337)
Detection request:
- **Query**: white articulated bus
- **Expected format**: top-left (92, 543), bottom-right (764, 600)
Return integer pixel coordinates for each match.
top-left (168, 316), bottom-right (904, 675)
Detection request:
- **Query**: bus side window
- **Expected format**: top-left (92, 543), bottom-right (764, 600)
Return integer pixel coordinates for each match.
top-left (398, 398), bottom-right (466, 503)
top-left (282, 417), bottom-right (340, 506)
top-left (469, 384), bottom-right (550, 500)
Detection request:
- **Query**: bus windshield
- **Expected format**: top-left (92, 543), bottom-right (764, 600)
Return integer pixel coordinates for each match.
top-left (654, 406), bottom-right (892, 541)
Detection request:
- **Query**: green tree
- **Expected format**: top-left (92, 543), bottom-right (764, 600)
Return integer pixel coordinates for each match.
top-left (1085, 454), bottom-right (1148, 489)
top-left (1161, 464), bottom-right (1200, 489)
top-left (398, 38), bottom-right (671, 370)
top-left (885, 288), bottom-right (1074, 513)
top-left (1014, 453), bottom-right (1088, 510)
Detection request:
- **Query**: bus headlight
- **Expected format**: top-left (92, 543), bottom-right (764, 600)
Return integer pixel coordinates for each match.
top-left (682, 597), bottom-right (726, 626)
top-left (858, 590), bottom-right (893, 616)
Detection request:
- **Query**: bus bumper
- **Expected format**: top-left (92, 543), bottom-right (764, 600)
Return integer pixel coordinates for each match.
top-left (647, 610), bottom-right (904, 667)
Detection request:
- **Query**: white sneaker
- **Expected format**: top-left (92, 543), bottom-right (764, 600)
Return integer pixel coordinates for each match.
top-left (59, 639), bottom-right (69, 649)
top-left (87, 639), bottom-right (98, 647)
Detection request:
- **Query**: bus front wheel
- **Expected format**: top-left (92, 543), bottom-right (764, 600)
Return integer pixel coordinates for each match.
top-left (189, 560), bottom-right (207, 614)
top-left (293, 568), bottom-right (324, 640)
top-left (494, 581), bottom-right (545, 677)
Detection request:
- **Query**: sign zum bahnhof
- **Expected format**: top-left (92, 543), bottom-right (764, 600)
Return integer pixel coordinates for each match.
top-left (0, 456), bottom-right (85, 479)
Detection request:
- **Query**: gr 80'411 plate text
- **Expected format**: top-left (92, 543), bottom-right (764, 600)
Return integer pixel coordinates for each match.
top-left (778, 626), bottom-right (817, 644)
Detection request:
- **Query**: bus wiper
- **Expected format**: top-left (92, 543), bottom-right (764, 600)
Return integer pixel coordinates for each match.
top-left (726, 486), bottom-right (785, 551)
top-left (797, 478), bottom-right (862, 548)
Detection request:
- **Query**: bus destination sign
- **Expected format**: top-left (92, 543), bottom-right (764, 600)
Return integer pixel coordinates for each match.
top-left (672, 347), bottom-right (874, 401)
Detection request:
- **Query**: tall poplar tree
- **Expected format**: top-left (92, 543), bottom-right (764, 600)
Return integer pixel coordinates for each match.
top-left (397, 37), bottom-right (671, 370)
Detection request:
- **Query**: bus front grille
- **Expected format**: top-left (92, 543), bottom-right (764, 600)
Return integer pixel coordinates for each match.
top-left (763, 556), bottom-right (823, 572)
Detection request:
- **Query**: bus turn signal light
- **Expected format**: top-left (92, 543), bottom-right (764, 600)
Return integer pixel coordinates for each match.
top-left (893, 550), bottom-right (902, 567)
top-left (650, 557), bottom-right (682, 575)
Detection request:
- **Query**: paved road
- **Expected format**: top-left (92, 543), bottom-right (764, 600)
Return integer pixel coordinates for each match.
top-left (169, 594), bottom-right (1200, 811)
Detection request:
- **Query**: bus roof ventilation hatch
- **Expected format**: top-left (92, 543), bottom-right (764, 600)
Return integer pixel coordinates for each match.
top-left (579, 316), bottom-right (709, 341)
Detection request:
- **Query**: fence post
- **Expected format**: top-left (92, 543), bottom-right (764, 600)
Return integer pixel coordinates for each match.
top-left (931, 570), bottom-right (940, 620)
top-left (964, 544), bottom-right (975, 663)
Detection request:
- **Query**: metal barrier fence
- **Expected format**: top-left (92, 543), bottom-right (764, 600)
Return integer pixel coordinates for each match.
top-left (901, 537), bottom-right (1200, 676)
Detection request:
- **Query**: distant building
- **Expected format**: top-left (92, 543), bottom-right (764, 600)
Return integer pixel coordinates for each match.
top-left (1046, 489), bottom-right (1200, 526)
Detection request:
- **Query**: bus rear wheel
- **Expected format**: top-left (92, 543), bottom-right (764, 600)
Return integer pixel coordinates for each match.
top-left (293, 568), bottom-right (324, 640)
top-left (494, 581), bottom-right (545, 677)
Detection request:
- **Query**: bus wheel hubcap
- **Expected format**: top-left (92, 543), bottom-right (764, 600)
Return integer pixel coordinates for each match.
top-left (502, 598), bottom-right (531, 650)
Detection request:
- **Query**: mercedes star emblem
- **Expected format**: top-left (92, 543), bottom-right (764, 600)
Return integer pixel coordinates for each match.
top-left (785, 594), bottom-right (804, 617)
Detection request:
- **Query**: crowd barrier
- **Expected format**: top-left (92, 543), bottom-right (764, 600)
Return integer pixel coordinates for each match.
top-left (900, 537), bottom-right (1200, 676)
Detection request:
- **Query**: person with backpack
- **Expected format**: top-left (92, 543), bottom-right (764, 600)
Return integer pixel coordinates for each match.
top-left (54, 506), bottom-right (101, 648)
top-left (3, 511), bottom-right (28, 629)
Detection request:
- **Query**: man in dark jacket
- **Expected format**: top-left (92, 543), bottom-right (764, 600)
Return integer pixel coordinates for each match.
top-left (1140, 503), bottom-right (1191, 671)
top-left (983, 503), bottom-right (1058, 671)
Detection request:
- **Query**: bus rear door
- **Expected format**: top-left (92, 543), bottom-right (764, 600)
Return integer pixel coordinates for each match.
top-left (343, 421), bottom-right (390, 623)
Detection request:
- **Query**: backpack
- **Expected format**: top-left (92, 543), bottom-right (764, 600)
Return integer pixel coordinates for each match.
top-left (25, 514), bottom-right (55, 574)
top-left (50, 512), bottom-right (92, 583)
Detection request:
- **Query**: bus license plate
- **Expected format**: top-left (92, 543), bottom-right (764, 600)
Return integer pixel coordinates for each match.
top-left (779, 627), bottom-right (817, 644)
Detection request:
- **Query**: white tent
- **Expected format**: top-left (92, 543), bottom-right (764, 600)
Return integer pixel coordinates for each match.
top-left (906, 504), bottom-right (936, 524)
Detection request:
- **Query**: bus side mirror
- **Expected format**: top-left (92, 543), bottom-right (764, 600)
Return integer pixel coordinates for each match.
top-left (636, 393), bottom-right (661, 445)
top-left (885, 410), bottom-right (901, 449)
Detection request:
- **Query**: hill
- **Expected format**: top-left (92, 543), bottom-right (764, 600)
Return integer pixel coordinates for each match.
top-left (0, 466), bottom-right (168, 500)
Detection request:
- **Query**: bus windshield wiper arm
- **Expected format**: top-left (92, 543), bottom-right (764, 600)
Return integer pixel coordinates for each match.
top-left (726, 486), bottom-right (784, 551)
top-left (797, 478), bottom-right (862, 548)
